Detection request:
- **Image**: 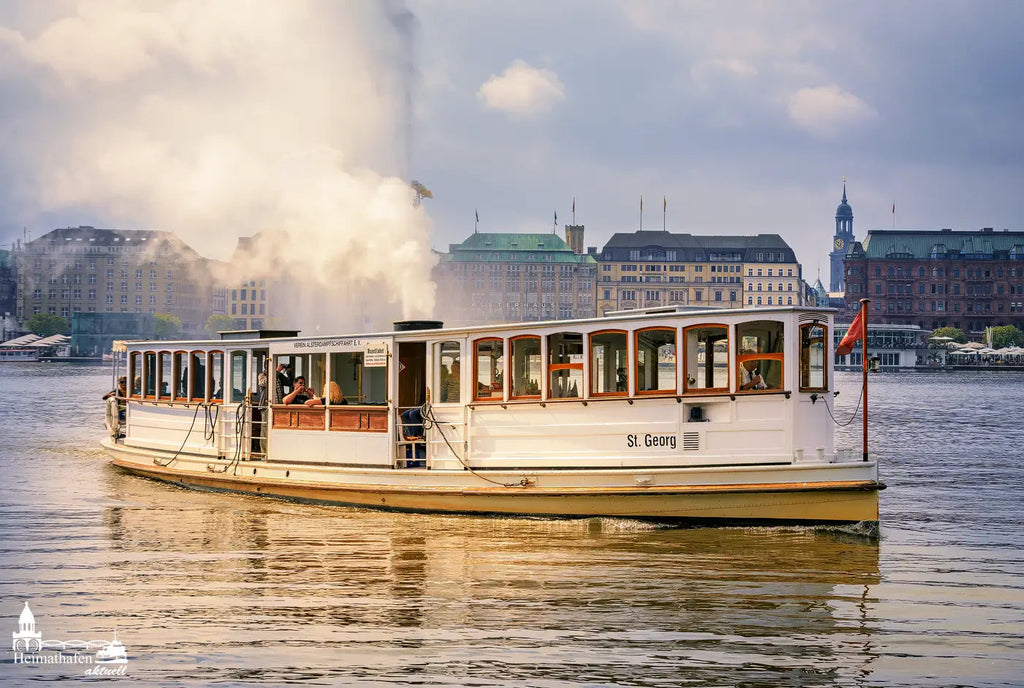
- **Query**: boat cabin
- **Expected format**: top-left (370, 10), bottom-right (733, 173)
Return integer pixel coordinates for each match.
top-left (111, 306), bottom-right (838, 471)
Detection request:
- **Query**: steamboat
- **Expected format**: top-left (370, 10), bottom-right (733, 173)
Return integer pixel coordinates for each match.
top-left (100, 305), bottom-right (882, 527)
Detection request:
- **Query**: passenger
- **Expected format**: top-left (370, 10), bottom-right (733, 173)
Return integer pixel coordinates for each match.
top-left (282, 375), bottom-right (315, 405)
top-left (305, 381), bottom-right (346, 406)
top-left (442, 360), bottom-right (462, 403)
top-left (740, 349), bottom-right (768, 390)
top-left (275, 362), bottom-right (292, 403)
top-left (401, 406), bottom-right (426, 464)
top-left (102, 376), bottom-right (127, 401)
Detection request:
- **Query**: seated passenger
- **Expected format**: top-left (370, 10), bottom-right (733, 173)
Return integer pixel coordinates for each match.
top-left (282, 376), bottom-right (315, 405)
top-left (740, 349), bottom-right (769, 390)
top-left (305, 381), bottom-right (346, 406)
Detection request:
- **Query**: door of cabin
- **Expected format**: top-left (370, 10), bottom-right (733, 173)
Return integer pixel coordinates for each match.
top-left (396, 342), bottom-right (427, 464)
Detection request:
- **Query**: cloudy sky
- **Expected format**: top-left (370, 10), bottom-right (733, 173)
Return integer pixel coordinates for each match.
top-left (2, 0), bottom-right (1024, 294)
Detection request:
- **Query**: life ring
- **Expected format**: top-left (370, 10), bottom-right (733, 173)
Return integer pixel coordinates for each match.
top-left (104, 396), bottom-right (121, 437)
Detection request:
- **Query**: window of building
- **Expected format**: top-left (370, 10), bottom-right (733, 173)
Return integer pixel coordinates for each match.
top-left (635, 328), bottom-right (675, 394)
top-left (590, 330), bottom-right (628, 395)
top-left (736, 320), bottom-right (784, 392)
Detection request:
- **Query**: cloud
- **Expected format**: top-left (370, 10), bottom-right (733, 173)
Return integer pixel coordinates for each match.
top-left (786, 85), bottom-right (877, 137)
top-left (0, 0), bottom-right (436, 330)
top-left (477, 59), bottom-right (565, 116)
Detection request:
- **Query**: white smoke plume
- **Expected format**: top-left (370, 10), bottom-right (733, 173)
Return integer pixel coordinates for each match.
top-left (0, 0), bottom-right (435, 333)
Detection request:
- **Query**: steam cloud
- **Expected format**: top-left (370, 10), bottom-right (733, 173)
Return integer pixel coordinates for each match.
top-left (0, 0), bottom-right (435, 333)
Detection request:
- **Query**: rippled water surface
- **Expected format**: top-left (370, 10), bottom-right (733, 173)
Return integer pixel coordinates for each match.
top-left (1, 365), bottom-right (1022, 686)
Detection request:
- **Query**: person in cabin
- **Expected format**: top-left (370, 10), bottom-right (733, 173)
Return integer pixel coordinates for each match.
top-left (103, 376), bottom-right (127, 401)
top-left (305, 381), bottom-right (346, 406)
top-left (275, 362), bottom-right (292, 403)
top-left (132, 376), bottom-right (142, 395)
top-left (740, 348), bottom-right (768, 390)
top-left (442, 362), bottom-right (460, 403)
top-left (282, 375), bottom-right (316, 405)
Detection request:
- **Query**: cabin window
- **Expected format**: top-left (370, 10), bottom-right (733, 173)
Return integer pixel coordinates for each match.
top-left (474, 338), bottom-right (504, 401)
top-left (329, 352), bottom-right (386, 405)
top-left (190, 352), bottom-right (206, 401)
top-left (799, 323), bottom-right (828, 391)
top-left (548, 332), bottom-right (583, 398)
top-left (128, 352), bottom-right (142, 397)
top-left (229, 351), bottom-right (247, 403)
top-left (736, 320), bottom-right (785, 392)
top-left (636, 327), bottom-right (676, 394)
top-left (143, 352), bottom-right (157, 398)
top-left (436, 341), bottom-right (461, 404)
top-left (590, 330), bottom-right (628, 396)
top-left (274, 354), bottom-right (326, 403)
top-left (173, 351), bottom-right (189, 400)
top-left (159, 352), bottom-right (172, 399)
top-left (510, 336), bottom-right (542, 399)
top-left (683, 325), bottom-right (728, 392)
top-left (208, 351), bottom-right (224, 402)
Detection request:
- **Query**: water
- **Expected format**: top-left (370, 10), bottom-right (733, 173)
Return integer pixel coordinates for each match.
top-left (1, 365), bottom-right (1022, 686)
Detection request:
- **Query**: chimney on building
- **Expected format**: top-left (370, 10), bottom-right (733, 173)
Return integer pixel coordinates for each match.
top-left (565, 224), bottom-right (584, 254)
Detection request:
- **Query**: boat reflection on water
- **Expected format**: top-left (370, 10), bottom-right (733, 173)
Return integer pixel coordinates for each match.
top-left (100, 469), bottom-right (880, 685)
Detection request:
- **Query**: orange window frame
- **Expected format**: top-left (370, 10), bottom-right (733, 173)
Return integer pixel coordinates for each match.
top-left (189, 351), bottom-right (207, 402)
top-left (157, 351), bottom-right (172, 400)
top-left (682, 324), bottom-right (729, 394)
top-left (509, 335), bottom-right (541, 400)
top-left (143, 351), bottom-right (158, 399)
top-left (589, 329), bottom-right (629, 397)
top-left (546, 333), bottom-right (583, 399)
top-left (736, 351), bottom-right (785, 393)
top-left (799, 323), bottom-right (828, 392)
top-left (172, 351), bottom-right (189, 401)
top-left (128, 352), bottom-right (142, 398)
top-left (634, 327), bottom-right (677, 395)
top-left (473, 337), bottom-right (504, 401)
top-left (208, 351), bottom-right (224, 404)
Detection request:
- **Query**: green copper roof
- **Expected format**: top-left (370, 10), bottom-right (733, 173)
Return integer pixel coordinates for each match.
top-left (860, 229), bottom-right (1024, 259)
top-left (445, 232), bottom-right (596, 264)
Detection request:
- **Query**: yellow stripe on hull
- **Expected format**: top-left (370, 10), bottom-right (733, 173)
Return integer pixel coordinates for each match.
top-left (112, 458), bottom-right (880, 524)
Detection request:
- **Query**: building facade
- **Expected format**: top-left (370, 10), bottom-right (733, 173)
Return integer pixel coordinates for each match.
top-left (433, 229), bottom-right (597, 325)
top-left (843, 228), bottom-right (1024, 334)
top-left (595, 231), bottom-right (803, 315)
top-left (13, 226), bottom-right (215, 337)
top-left (830, 185), bottom-right (855, 292)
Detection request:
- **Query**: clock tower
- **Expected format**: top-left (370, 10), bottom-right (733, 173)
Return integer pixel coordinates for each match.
top-left (830, 183), bottom-right (855, 292)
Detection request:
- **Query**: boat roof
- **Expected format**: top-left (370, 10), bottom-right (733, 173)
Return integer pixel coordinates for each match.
top-left (118, 305), bottom-right (837, 350)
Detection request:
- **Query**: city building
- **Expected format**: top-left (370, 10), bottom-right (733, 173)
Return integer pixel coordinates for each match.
top-left (833, 322), bottom-right (928, 370)
top-left (71, 312), bottom-right (156, 357)
top-left (842, 228), bottom-right (1024, 334)
top-left (595, 231), bottom-right (804, 315)
top-left (830, 184), bottom-right (855, 292)
top-left (0, 248), bottom-right (17, 323)
top-left (13, 226), bottom-right (215, 337)
top-left (433, 228), bottom-right (597, 325)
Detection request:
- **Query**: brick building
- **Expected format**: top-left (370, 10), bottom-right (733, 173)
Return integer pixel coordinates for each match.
top-left (842, 228), bottom-right (1024, 334)
top-left (13, 226), bottom-right (215, 337)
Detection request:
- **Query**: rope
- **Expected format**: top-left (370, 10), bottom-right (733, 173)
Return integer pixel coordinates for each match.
top-left (823, 385), bottom-right (864, 427)
top-left (209, 397), bottom-right (250, 474)
top-left (153, 402), bottom-right (204, 467)
top-left (419, 402), bottom-right (530, 488)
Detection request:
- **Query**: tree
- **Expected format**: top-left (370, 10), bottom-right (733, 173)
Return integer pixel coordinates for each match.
top-left (154, 313), bottom-right (183, 339)
top-left (25, 313), bottom-right (70, 337)
top-left (990, 325), bottom-right (1024, 349)
top-left (931, 326), bottom-right (967, 344)
top-left (205, 314), bottom-right (238, 336)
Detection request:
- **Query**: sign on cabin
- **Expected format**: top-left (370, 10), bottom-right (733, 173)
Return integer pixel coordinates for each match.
top-left (364, 342), bottom-right (389, 367)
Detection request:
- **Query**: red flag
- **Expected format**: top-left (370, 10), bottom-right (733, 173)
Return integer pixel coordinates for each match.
top-left (836, 308), bottom-right (864, 356)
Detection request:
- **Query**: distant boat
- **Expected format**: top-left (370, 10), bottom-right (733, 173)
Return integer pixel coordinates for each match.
top-left (95, 633), bottom-right (128, 664)
top-left (0, 348), bottom-right (40, 362)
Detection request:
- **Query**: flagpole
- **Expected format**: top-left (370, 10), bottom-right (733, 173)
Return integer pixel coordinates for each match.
top-left (663, 197), bottom-right (666, 231)
top-left (572, 197), bottom-right (576, 225)
top-left (639, 195), bottom-right (643, 230)
top-left (860, 297), bottom-right (870, 462)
